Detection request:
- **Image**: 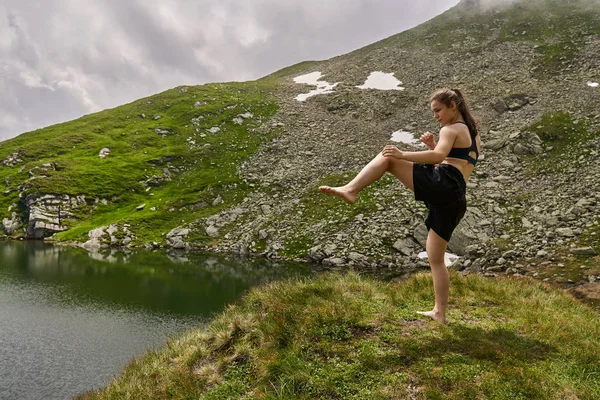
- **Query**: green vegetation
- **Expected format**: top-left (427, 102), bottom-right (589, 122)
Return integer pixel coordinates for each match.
top-left (522, 112), bottom-right (598, 175)
top-left (79, 272), bottom-right (600, 399)
top-left (577, 218), bottom-right (600, 255)
top-left (0, 82), bottom-right (280, 244)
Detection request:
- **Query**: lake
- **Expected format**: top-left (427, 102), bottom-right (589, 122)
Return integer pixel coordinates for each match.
top-left (0, 240), bottom-right (313, 400)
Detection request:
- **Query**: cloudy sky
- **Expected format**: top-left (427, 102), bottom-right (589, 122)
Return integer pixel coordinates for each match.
top-left (0, 0), bottom-right (459, 141)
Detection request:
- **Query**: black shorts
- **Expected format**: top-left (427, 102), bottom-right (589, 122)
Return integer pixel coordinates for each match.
top-left (413, 163), bottom-right (467, 242)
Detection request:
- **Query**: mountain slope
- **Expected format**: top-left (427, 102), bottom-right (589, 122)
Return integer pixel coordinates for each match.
top-left (1, 0), bottom-right (599, 287)
top-left (0, 82), bottom-right (280, 245)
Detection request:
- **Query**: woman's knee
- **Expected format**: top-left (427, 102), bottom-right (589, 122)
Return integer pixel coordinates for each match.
top-left (426, 230), bottom-right (448, 263)
top-left (375, 152), bottom-right (390, 166)
top-left (427, 253), bottom-right (446, 267)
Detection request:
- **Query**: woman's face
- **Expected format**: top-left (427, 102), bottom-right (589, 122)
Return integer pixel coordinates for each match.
top-left (431, 100), bottom-right (457, 126)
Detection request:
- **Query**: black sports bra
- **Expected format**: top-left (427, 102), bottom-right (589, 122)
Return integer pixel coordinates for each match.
top-left (446, 121), bottom-right (478, 166)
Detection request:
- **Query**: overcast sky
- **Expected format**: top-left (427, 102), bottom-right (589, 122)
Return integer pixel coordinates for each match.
top-left (0, 0), bottom-right (459, 141)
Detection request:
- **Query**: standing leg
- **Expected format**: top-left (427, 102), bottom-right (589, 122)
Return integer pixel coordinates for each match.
top-left (417, 229), bottom-right (449, 323)
top-left (319, 153), bottom-right (414, 204)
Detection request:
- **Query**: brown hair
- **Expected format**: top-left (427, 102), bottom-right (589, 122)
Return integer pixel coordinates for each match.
top-left (430, 88), bottom-right (478, 138)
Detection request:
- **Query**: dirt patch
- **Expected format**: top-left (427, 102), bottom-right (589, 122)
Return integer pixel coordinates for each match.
top-left (567, 283), bottom-right (600, 309)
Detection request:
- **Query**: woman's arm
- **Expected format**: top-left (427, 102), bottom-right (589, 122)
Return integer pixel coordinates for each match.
top-left (382, 127), bottom-right (455, 164)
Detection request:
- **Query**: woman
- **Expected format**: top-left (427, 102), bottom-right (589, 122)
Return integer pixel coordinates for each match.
top-left (319, 88), bottom-right (481, 323)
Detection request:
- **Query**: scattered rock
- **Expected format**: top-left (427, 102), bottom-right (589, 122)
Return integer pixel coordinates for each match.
top-left (570, 247), bottom-right (596, 256)
top-left (99, 148), bottom-right (111, 158)
top-left (556, 228), bottom-right (575, 237)
top-left (206, 225), bottom-right (219, 237)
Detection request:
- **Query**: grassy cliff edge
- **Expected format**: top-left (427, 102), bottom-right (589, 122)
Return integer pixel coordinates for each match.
top-left (79, 272), bottom-right (600, 399)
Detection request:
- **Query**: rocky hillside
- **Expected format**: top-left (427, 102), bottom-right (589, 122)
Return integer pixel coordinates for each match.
top-left (1, 0), bottom-right (599, 293)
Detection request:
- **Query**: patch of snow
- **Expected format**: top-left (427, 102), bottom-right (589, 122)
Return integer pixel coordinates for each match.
top-left (293, 72), bottom-right (338, 101)
top-left (357, 71), bottom-right (405, 91)
top-left (294, 72), bottom-right (324, 85)
top-left (587, 81), bottom-right (599, 88)
top-left (418, 251), bottom-right (460, 267)
top-left (390, 130), bottom-right (422, 145)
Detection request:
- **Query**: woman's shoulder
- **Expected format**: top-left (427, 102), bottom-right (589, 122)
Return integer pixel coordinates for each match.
top-left (439, 124), bottom-right (464, 137)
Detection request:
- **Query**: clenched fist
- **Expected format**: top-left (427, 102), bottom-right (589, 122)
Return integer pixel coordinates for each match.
top-left (420, 132), bottom-right (436, 149)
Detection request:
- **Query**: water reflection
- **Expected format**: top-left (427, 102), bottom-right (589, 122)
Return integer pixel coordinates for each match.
top-left (0, 240), bottom-right (313, 400)
top-left (0, 241), bottom-right (313, 317)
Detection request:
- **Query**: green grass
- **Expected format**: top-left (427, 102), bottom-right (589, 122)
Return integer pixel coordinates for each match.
top-left (0, 81), bottom-right (280, 244)
top-left (78, 272), bottom-right (600, 399)
top-left (522, 112), bottom-right (598, 175)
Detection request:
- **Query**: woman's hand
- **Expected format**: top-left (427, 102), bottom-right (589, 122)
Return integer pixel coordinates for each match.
top-left (420, 132), bottom-right (436, 149)
top-left (382, 145), bottom-right (403, 159)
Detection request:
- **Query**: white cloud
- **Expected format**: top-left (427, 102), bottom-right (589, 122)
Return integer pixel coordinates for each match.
top-left (19, 69), bottom-right (55, 91)
top-left (0, 0), bottom-right (459, 140)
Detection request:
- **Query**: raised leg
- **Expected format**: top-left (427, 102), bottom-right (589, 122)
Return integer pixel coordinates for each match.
top-left (319, 153), bottom-right (414, 203)
top-left (417, 229), bottom-right (449, 323)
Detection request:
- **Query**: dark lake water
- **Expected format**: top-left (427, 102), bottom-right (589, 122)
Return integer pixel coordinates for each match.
top-left (0, 240), bottom-right (313, 400)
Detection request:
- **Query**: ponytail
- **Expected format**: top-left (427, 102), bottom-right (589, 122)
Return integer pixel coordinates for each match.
top-left (430, 88), bottom-right (479, 138)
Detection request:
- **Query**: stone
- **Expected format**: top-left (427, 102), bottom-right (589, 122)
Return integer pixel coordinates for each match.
top-left (324, 257), bottom-right (345, 266)
top-left (206, 225), bottom-right (219, 237)
top-left (393, 238), bottom-right (414, 256)
top-left (536, 250), bottom-right (549, 258)
top-left (484, 138), bottom-right (507, 150)
top-left (99, 148), bottom-right (111, 158)
top-left (556, 228), bottom-right (575, 237)
top-left (492, 100), bottom-right (508, 113)
top-left (308, 246), bottom-right (326, 262)
top-left (82, 227), bottom-right (108, 250)
top-left (570, 247), bottom-right (596, 255)
top-left (261, 204), bottom-right (272, 215)
top-left (513, 143), bottom-right (531, 155)
top-left (2, 213), bottom-right (21, 236)
top-left (24, 194), bottom-right (76, 239)
top-left (348, 252), bottom-right (368, 263)
top-left (502, 250), bottom-right (517, 258)
top-left (136, 204), bottom-right (146, 211)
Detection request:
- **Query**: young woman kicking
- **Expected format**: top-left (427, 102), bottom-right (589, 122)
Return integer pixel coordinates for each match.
top-left (319, 88), bottom-right (482, 323)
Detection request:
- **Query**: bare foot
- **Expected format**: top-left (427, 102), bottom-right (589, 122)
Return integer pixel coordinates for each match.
top-left (416, 310), bottom-right (446, 324)
top-left (318, 186), bottom-right (356, 204)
